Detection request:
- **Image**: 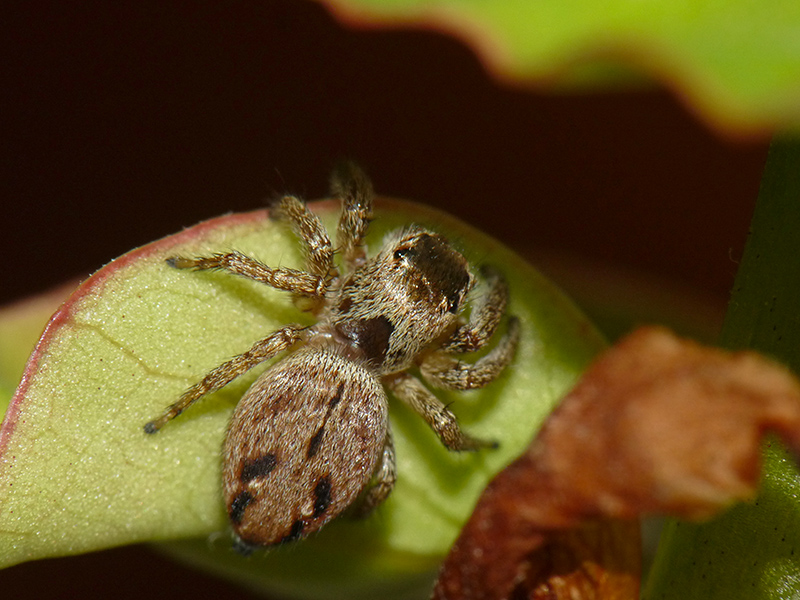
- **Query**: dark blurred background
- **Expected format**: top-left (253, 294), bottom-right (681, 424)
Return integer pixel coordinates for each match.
top-left (0, 0), bottom-right (769, 597)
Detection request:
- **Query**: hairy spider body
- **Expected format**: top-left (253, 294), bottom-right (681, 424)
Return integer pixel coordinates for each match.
top-left (144, 164), bottom-right (519, 552)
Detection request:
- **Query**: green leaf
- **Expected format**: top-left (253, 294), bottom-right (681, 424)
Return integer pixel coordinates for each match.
top-left (321, 0), bottom-right (800, 132)
top-left (644, 140), bottom-right (800, 599)
top-left (0, 285), bottom-right (75, 415)
top-left (0, 198), bottom-right (604, 599)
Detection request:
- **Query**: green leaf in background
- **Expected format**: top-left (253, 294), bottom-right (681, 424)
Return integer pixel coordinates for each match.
top-left (0, 198), bottom-right (604, 599)
top-left (321, 0), bottom-right (800, 133)
top-left (644, 140), bottom-right (800, 599)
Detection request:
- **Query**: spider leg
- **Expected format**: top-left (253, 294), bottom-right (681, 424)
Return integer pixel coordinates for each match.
top-left (271, 195), bottom-right (336, 282)
top-left (331, 161), bottom-right (374, 270)
top-left (144, 324), bottom-right (304, 433)
top-left (443, 265), bottom-right (508, 354)
top-left (422, 317), bottom-right (520, 390)
top-left (352, 429), bottom-right (397, 517)
top-left (386, 373), bottom-right (495, 451)
top-left (168, 252), bottom-right (327, 297)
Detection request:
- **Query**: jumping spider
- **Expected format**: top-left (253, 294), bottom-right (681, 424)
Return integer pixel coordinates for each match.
top-left (144, 164), bottom-right (519, 552)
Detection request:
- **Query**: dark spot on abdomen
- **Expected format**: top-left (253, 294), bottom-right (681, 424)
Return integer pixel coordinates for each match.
top-left (307, 426), bottom-right (325, 458)
top-left (306, 383), bottom-right (345, 459)
top-left (329, 382), bottom-right (344, 408)
top-left (279, 519), bottom-right (305, 545)
top-left (313, 476), bottom-right (332, 518)
top-left (229, 491), bottom-right (254, 524)
top-left (240, 453), bottom-right (278, 482)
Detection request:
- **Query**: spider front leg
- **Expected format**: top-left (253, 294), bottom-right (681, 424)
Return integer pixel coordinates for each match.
top-left (386, 373), bottom-right (496, 451)
top-left (271, 195), bottom-right (336, 282)
top-left (144, 324), bottom-right (304, 433)
top-left (331, 161), bottom-right (374, 270)
top-left (421, 317), bottom-right (520, 390)
top-left (443, 265), bottom-right (508, 353)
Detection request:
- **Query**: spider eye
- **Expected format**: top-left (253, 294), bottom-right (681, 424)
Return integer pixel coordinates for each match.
top-left (393, 246), bottom-right (415, 261)
top-left (447, 293), bottom-right (461, 313)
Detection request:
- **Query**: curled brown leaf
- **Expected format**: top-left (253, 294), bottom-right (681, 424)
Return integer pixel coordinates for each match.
top-left (433, 326), bottom-right (800, 600)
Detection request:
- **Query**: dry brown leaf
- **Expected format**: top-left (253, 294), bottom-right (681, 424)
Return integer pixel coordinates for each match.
top-left (433, 326), bottom-right (800, 600)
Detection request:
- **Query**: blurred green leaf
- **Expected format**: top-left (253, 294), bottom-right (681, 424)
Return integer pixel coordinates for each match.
top-left (644, 140), bottom-right (800, 599)
top-left (322, 0), bottom-right (800, 133)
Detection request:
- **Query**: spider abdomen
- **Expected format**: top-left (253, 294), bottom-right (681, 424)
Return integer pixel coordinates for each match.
top-left (223, 347), bottom-right (388, 548)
